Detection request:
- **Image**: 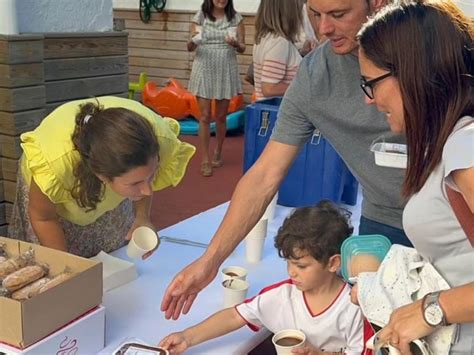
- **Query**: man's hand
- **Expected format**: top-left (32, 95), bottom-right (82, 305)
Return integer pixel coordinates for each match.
top-left (161, 255), bottom-right (218, 320)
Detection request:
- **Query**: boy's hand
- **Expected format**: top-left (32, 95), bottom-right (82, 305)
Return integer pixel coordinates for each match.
top-left (159, 332), bottom-right (191, 354)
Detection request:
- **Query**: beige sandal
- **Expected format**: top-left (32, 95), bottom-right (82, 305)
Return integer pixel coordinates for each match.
top-left (200, 162), bottom-right (213, 177)
top-left (211, 152), bottom-right (223, 168)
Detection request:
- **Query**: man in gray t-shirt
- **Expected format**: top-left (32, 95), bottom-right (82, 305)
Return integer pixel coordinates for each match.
top-left (161, 0), bottom-right (409, 320)
top-left (273, 40), bottom-right (408, 243)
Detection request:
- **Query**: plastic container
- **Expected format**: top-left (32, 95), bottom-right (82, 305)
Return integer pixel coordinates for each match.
top-left (370, 142), bottom-right (407, 169)
top-left (244, 98), bottom-right (359, 207)
top-left (340, 234), bottom-right (392, 281)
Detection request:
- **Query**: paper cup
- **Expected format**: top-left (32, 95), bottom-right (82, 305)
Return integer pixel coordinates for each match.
top-left (222, 278), bottom-right (249, 308)
top-left (246, 219), bottom-right (268, 239)
top-left (227, 26), bottom-right (237, 40)
top-left (221, 266), bottom-right (247, 282)
top-left (262, 192), bottom-right (278, 221)
top-left (245, 237), bottom-right (266, 263)
top-left (272, 329), bottom-right (306, 355)
top-left (126, 226), bottom-right (159, 259)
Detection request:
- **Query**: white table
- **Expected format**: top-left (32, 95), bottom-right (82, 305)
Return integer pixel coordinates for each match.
top-left (101, 198), bottom-right (361, 354)
top-left (101, 203), bottom-right (295, 354)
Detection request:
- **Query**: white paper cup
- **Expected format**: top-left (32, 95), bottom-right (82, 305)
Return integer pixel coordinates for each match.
top-left (246, 219), bottom-right (268, 239)
top-left (221, 266), bottom-right (247, 282)
top-left (245, 237), bottom-right (266, 263)
top-left (262, 192), bottom-right (278, 221)
top-left (272, 329), bottom-right (306, 355)
top-left (126, 226), bottom-right (158, 259)
top-left (227, 26), bottom-right (237, 40)
top-left (222, 278), bottom-right (249, 308)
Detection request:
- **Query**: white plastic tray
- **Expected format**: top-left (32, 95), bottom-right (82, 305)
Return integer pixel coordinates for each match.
top-left (370, 142), bottom-right (407, 169)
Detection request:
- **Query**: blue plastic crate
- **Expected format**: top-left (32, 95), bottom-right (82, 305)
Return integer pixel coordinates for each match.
top-left (244, 98), bottom-right (358, 207)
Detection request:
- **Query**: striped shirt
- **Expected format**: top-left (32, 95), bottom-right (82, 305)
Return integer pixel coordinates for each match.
top-left (253, 34), bottom-right (302, 101)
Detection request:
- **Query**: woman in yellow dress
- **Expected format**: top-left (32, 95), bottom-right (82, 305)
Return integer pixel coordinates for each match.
top-left (8, 96), bottom-right (195, 258)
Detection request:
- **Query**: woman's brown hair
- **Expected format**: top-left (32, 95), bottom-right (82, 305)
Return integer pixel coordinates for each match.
top-left (358, 0), bottom-right (473, 196)
top-left (255, 0), bottom-right (304, 45)
top-left (71, 101), bottom-right (159, 210)
top-left (201, 0), bottom-right (236, 22)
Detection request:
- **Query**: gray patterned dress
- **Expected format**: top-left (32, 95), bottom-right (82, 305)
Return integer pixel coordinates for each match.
top-left (188, 10), bottom-right (243, 100)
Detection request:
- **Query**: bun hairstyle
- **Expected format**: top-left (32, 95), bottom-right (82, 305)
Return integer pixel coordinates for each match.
top-left (71, 101), bottom-right (159, 211)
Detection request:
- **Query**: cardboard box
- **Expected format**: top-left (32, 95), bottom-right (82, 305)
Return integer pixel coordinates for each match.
top-left (0, 306), bottom-right (105, 354)
top-left (0, 237), bottom-right (102, 348)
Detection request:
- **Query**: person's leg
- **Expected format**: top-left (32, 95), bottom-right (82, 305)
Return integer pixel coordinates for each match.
top-left (358, 216), bottom-right (413, 247)
top-left (212, 99), bottom-right (230, 168)
top-left (197, 97), bottom-right (212, 176)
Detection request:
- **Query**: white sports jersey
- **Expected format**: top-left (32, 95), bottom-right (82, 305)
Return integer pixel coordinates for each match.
top-left (236, 279), bottom-right (367, 354)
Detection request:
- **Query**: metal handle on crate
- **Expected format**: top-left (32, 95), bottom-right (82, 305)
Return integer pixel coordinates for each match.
top-left (258, 111), bottom-right (270, 137)
top-left (310, 130), bottom-right (322, 145)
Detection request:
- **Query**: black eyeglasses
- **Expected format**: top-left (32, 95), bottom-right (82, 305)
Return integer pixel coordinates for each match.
top-left (360, 72), bottom-right (392, 99)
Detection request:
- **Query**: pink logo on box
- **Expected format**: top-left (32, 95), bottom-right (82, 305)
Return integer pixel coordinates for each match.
top-left (56, 336), bottom-right (78, 355)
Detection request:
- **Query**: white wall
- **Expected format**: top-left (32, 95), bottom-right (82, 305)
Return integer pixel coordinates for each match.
top-left (16, 0), bottom-right (114, 33)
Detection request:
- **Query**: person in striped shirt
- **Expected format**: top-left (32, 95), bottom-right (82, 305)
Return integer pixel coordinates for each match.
top-left (253, 0), bottom-right (304, 101)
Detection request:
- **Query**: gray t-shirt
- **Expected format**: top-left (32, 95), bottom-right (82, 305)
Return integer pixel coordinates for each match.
top-left (271, 42), bottom-right (406, 229)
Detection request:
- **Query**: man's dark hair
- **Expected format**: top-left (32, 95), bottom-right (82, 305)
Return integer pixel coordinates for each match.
top-left (274, 200), bottom-right (353, 265)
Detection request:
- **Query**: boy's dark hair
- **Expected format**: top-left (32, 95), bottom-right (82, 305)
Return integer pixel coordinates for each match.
top-left (274, 200), bottom-right (353, 265)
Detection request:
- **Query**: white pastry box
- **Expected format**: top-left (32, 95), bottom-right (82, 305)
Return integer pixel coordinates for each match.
top-left (0, 306), bottom-right (105, 354)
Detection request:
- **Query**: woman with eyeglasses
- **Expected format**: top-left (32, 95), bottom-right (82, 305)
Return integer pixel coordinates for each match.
top-left (358, 1), bottom-right (473, 353)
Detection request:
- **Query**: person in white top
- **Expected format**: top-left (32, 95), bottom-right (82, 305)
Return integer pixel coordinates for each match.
top-left (358, 1), bottom-right (473, 353)
top-left (159, 200), bottom-right (371, 354)
top-left (253, 0), bottom-right (304, 101)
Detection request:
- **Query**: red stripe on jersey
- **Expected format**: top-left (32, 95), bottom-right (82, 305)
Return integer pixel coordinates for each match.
top-left (303, 283), bottom-right (347, 317)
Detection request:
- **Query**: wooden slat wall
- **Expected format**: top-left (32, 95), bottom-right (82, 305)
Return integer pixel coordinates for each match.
top-left (43, 32), bottom-right (129, 113)
top-left (0, 34), bottom-right (45, 230)
top-left (113, 10), bottom-right (256, 103)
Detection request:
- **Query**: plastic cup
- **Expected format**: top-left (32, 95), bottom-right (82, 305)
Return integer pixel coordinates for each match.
top-left (221, 266), bottom-right (247, 282)
top-left (126, 226), bottom-right (159, 259)
top-left (262, 192), bottom-right (278, 221)
top-left (222, 278), bottom-right (249, 308)
top-left (272, 329), bottom-right (306, 355)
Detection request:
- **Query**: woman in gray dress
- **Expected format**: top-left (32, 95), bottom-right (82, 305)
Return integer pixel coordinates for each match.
top-left (187, 0), bottom-right (245, 177)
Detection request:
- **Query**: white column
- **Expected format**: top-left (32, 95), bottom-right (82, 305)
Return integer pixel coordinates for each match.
top-left (0, 0), bottom-right (18, 34)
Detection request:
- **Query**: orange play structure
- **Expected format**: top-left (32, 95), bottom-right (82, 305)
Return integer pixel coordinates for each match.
top-left (142, 78), bottom-right (243, 120)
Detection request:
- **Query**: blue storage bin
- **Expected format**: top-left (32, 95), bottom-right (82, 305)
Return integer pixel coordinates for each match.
top-left (244, 98), bottom-right (358, 207)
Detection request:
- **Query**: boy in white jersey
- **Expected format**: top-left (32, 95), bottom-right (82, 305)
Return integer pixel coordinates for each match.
top-left (159, 200), bottom-right (371, 354)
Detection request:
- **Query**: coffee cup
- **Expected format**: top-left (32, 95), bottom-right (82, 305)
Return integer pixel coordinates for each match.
top-left (126, 226), bottom-right (159, 259)
top-left (272, 329), bottom-right (306, 355)
top-left (221, 266), bottom-right (247, 282)
top-left (222, 278), bottom-right (249, 308)
top-left (245, 219), bottom-right (268, 263)
top-left (262, 192), bottom-right (278, 221)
